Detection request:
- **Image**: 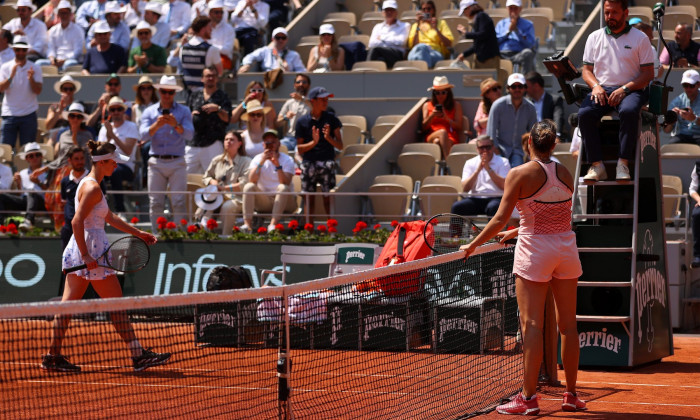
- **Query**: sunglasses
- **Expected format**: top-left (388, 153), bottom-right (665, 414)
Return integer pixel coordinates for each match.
top-left (210, 9), bottom-right (224, 14)
top-left (250, 88), bottom-right (265, 93)
top-left (68, 113), bottom-right (84, 119)
top-left (434, 90), bottom-right (448, 95)
top-left (108, 107), bottom-right (124, 113)
top-left (139, 85), bottom-right (154, 90)
top-left (107, 82), bottom-right (120, 87)
top-left (477, 145), bottom-right (492, 151)
top-left (421, 7), bottom-right (433, 11)
top-left (159, 89), bottom-right (176, 95)
top-left (61, 86), bottom-right (76, 92)
top-left (137, 31), bottom-right (151, 36)
top-left (264, 140), bottom-right (277, 145)
top-left (489, 86), bottom-right (502, 93)
top-left (248, 113), bottom-right (263, 118)
top-left (25, 153), bottom-right (42, 159)
top-left (509, 84), bottom-right (525, 89)
top-left (682, 83), bottom-right (697, 89)
top-left (295, 80), bottom-right (309, 84)
top-left (274, 36), bottom-right (287, 40)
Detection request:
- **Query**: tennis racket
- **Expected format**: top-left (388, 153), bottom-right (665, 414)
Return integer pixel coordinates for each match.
top-left (424, 213), bottom-right (516, 255)
top-left (63, 236), bottom-right (151, 274)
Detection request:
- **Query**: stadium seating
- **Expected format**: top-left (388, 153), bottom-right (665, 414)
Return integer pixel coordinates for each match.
top-left (662, 6), bottom-right (697, 31)
top-left (339, 144), bottom-right (375, 174)
top-left (662, 174), bottom-right (683, 224)
top-left (397, 143), bottom-right (441, 183)
top-left (446, 151), bottom-right (475, 176)
top-left (338, 34), bottom-right (370, 47)
top-left (368, 174), bottom-right (413, 221)
top-left (525, 0), bottom-right (572, 21)
top-left (660, 143), bottom-right (700, 156)
top-left (352, 61), bottom-right (388, 72)
top-left (392, 60), bottom-right (429, 71)
top-left (357, 17), bottom-right (383, 35)
top-left (553, 152), bottom-right (577, 178)
top-left (419, 175), bottom-right (462, 215)
top-left (627, 6), bottom-right (653, 25)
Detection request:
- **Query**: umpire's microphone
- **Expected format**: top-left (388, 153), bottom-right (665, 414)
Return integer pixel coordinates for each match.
top-left (652, 2), bottom-right (665, 18)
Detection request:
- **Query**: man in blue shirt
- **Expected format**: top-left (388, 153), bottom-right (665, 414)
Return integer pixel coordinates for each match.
top-left (139, 75), bottom-right (194, 230)
top-left (663, 70), bottom-right (700, 145)
top-left (495, 0), bottom-right (536, 74)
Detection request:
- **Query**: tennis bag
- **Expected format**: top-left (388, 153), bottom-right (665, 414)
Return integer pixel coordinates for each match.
top-left (205, 265), bottom-right (253, 291)
top-left (357, 221), bottom-right (433, 296)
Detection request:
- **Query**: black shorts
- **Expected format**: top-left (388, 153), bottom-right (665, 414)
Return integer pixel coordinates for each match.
top-left (300, 160), bottom-right (337, 192)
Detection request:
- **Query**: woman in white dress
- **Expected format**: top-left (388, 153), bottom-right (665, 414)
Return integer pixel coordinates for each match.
top-left (42, 141), bottom-right (171, 373)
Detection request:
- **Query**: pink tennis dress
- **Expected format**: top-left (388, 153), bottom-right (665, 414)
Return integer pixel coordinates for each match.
top-left (513, 160), bottom-right (582, 282)
top-left (62, 177), bottom-right (115, 280)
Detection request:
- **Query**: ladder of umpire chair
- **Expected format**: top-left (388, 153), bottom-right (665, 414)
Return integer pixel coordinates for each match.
top-left (570, 111), bottom-right (673, 367)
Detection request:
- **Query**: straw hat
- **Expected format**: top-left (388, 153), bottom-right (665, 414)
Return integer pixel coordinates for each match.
top-left (135, 20), bottom-right (156, 36)
top-left (153, 75), bottom-right (183, 92)
top-left (107, 96), bottom-right (127, 111)
top-left (479, 77), bottom-right (500, 96)
top-left (61, 102), bottom-right (88, 121)
top-left (18, 142), bottom-right (45, 159)
top-left (53, 74), bottom-right (81, 95)
top-left (240, 99), bottom-right (272, 121)
top-left (427, 75), bottom-right (454, 91)
top-left (194, 185), bottom-right (223, 211)
top-left (132, 75), bottom-right (154, 91)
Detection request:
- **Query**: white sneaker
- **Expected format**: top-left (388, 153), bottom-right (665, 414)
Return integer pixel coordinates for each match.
top-left (239, 224), bottom-right (252, 233)
top-left (267, 224), bottom-right (276, 232)
top-left (19, 220), bottom-right (32, 231)
top-left (583, 164), bottom-right (607, 181)
top-left (616, 162), bottom-right (631, 180)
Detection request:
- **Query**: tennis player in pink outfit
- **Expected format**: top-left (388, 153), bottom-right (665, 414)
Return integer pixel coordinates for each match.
top-left (461, 120), bottom-right (586, 415)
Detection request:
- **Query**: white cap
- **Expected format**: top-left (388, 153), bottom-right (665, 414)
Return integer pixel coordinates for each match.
top-left (382, 0), bottom-right (398, 10)
top-left (507, 72), bottom-right (526, 86)
top-left (505, 0), bottom-right (522, 7)
top-left (319, 23), bottom-right (335, 35)
top-left (207, 0), bottom-right (225, 11)
top-left (272, 27), bottom-right (288, 38)
top-left (459, 0), bottom-right (478, 15)
top-left (56, 0), bottom-right (74, 12)
top-left (10, 35), bottom-right (30, 49)
top-left (93, 20), bottom-right (112, 33)
top-left (14, 0), bottom-right (37, 11)
top-left (135, 20), bottom-right (156, 36)
top-left (104, 1), bottom-right (126, 14)
top-left (144, 2), bottom-right (162, 14)
top-left (681, 69), bottom-right (700, 85)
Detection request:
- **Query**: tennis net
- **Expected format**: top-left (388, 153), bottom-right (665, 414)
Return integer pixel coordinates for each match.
top-left (0, 243), bottom-right (521, 419)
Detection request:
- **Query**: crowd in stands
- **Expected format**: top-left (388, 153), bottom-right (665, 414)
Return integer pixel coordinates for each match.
top-left (0, 0), bottom-right (698, 233)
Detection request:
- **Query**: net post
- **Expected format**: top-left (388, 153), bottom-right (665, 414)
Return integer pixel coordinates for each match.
top-left (540, 287), bottom-right (561, 386)
top-left (277, 285), bottom-right (293, 419)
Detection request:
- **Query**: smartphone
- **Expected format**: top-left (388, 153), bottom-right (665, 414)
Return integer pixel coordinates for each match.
top-left (423, 13), bottom-right (430, 19)
top-left (435, 104), bottom-right (443, 112)
top-left (162, 109), bottom-right (170, 115)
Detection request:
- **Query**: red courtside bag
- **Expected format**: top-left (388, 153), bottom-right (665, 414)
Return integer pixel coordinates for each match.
top-left (356, 221), bottom-right (434, 296)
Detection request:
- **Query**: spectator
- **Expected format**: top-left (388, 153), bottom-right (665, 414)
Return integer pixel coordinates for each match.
top-left (76, 0), bottom-right (108, 31)
top-left (579, 0), bottom-right (654, 181)
top-left (139, 75), bottom-right (194, 230)
top-left (36, 1), bottom-right (84, 72)
top-left (180, 16), bottom-right (223, 91)
top-left (307, 24), bottom-right (345, 72)
top-left (367, 0), bottom-right (409, 69)
top-left (660, 23), bottom-right (699, 69)
top-left (208, 0), bottom-right (236, 71)
top-left (487, 72), bottom-right (537, 167)
top-left (98, 97), bottom-right (139, 216)
top-left (631, 20), bottom-right (661, 79)
top-left (238, 27), bottom-right (306, 74)
top-left (240, 128), bottom-right (296, 232)
top-left (87, 2), bottom-right (130, 51)
top-left (45, 75), bottom-right (80, 143)
top-left (494, 0), bottom-right (536, 74)
top-left (296, 86), bottom-right (343, 216)
top-left (132, 76), bottom-right (157, 187)
top-left (190, 0), bottom-right (209, 21)
top-left (473, 77), bottom-right (501, 137)
top-left (663, 70), bottom-right (700, 144)
top-left (231, 0), bottom-right (270, 56)
top-left (86, 73), bottom-right (129, 132)
top-left (451, 135), bottom-right (510, 217)
top-left (231, 81), bottom-right (277, 127)
top-left (0, 30), bottom-right (14, 67)
top-left (124, 0), bottom-right (147, 29)
top-left (132, 2), bottom-right (171, 49)
top-left (239, 99), bottom-right (269, 157)
top-left (276, 73), bottom-right (311, 151)
top-left (127, 21), bottom-right (166, 73)
top-left (186, 66), bottom-right (232, 173)
top-left (689, 165), bottom-right (700, 267)
top-left (3, 0), bottom-right (48, 62)
top-left (264, 0), bottom-right (295, 35)
top-left (407, 0), bottom-right (453, 69)
top-left (199, 130), bottom-right (252, 233)
top-left (0, 142), bottom-right (48, 230)
top-left (422, 75), bottom-right (463, 158)
top-left (42, 0), bottom-right (61, 29)
top-left (0, 36), bottom-right (43, 147)
top-left (0, 148), bottom-right (12, 189)
top-left (525, 71), bottom-right (565, 136)
top-left (82, 21), bottom-right (127, 75)
top-left (455, 0), bottom-right (499, 69)
top-left (162, 0), bottom-right (192, 38)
